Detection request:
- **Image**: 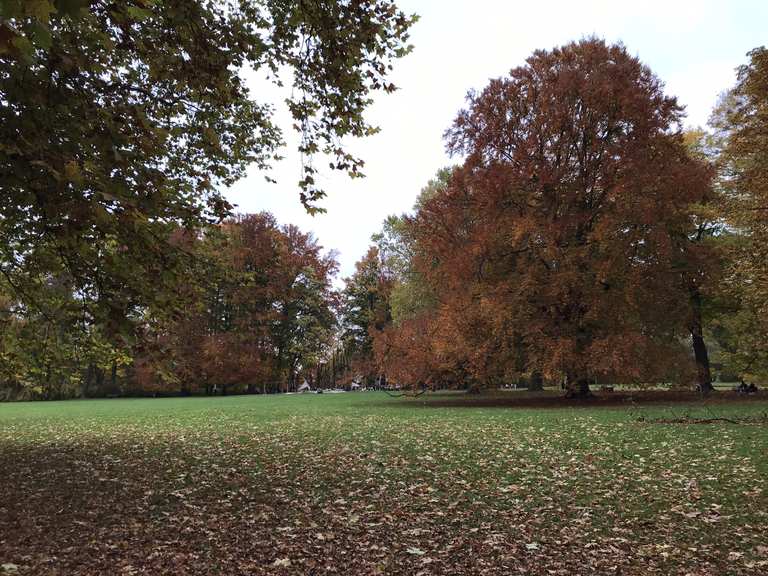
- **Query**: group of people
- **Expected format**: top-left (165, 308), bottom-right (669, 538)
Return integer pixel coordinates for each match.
top-left (735, 381), bottom-right (760, 395)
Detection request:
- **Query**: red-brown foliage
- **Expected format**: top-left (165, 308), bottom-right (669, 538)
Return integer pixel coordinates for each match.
top-left (396, 39), bottom-right (711, 393)
top-left (134, 213), bottom-right (337, 394)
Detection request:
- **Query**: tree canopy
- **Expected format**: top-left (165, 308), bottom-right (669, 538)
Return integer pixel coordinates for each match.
top-left (708, 46), bottom-right (768, 382)
top-left (3, 27), bottom-right (768, 400)
top-left (369, 39), bottom-right (715, 395)
top-left (0, 0), bottom-right (415, 339)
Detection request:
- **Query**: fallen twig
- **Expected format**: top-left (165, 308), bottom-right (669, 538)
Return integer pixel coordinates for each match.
top-left (383, 388), bottom-right (427, 398)
top-left (638, 415), bottom-right (767, 425)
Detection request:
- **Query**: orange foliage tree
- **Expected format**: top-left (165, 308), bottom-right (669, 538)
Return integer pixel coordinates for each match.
top-left (396, 39), bottom-right (713, 396)
top-left (135, 213), bottom-right (337, 394)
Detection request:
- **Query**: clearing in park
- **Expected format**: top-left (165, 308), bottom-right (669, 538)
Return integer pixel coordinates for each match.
top-left (1, 391), bottom-right (767, 575)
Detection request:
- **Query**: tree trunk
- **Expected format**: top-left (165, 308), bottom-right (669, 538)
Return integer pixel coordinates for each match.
top-left (82, 363), bottom-right (94, 398)
top-left (528, 372), bottom-right (544, 391)
top-left (43, 364), bottom-right (52, 400)
top-left (690, 290), bottom-right (713, 394)
top-left (466, 382), bottom-right (482, 394)
top-left (94, 367), bottom-right (105, 396)
top-left (110, 360), bottom-right (117, 391)
top-left (691, 331), bottom-right (713, 394)
top-left (565, 377), bottom-right (593, 399)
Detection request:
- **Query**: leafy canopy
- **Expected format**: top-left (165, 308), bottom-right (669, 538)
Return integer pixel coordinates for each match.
top-left (0, 0), bottom-right (415, 336)
top-left (407, 39), bottom-right (712, 391)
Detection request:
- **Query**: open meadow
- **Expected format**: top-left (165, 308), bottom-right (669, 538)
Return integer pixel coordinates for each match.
top-left (1, 392), bottom-right (767, 575)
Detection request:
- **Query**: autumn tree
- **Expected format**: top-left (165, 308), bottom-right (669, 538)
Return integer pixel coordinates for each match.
top-left (267, 223), bottom-right (338, 392)
top-left (370, 169), bottom-right (453, 388)
top-left (132, 227), bottom-right (224, 396)
top-left (134, 213), bottom-right (338, 395)
top-left (0, 0), bottom-right (415, 343)
top-left (416, 39), bottom-right (712, 397)
top-left (674, 129), bottom-right (726, 393)
top-left (709, 46), bottom-right (768, 382)
top-left (340, 246), bottom-right (392, 384)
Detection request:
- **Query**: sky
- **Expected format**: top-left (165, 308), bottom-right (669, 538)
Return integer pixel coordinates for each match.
top-left (227, 0), bottom-right (768, 281)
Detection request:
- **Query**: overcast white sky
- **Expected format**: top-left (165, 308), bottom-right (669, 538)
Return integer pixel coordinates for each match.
top-left (227, 0), bottom-right (768, 281)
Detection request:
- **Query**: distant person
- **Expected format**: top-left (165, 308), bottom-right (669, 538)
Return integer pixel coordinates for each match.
top-left (736, 380), bottom-right (758, 395)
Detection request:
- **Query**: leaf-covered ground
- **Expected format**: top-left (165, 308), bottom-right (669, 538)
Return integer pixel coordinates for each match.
top-left (1, 392), bottom-right (767, 575)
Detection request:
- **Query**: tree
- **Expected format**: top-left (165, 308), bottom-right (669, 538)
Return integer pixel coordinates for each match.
top-left (0, 0), bottom-right (416, 340)
top-left (0, 270), bottom-right (130, 400)
top-left (710, 46), bottom-right (768, 382)
top-left (417, 39), bottom-right (711, 396)
top-left (368, 169), bottom-right (454, 389)
top-left (134, 212), bottom-right (338, 395)
top-left (372, 169), bottom-right (448, 325)
top-left (268, 223), bottom-right (338, 392)
top-left (676, 129), bottom-right (725, 393)
top-left (340, 246), bottom-right (392, 384)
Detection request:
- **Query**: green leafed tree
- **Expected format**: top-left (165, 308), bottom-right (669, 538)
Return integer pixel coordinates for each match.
top-left (0, 0), bottom-right (416, 341)
top-left (707, 46), bottom-right (768, 383)
top-left (339, 246), bottom-right (391, 382)
top-left (371, 168), bottom-right (450, 324)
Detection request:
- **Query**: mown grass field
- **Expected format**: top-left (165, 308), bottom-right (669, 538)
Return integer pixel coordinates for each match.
top-left (1, 392), bottom-right (767, 575)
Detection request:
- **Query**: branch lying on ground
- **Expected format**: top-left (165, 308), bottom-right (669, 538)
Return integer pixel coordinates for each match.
top-left (637, 413), bottom-right (768, 425)
top-left (383, 388), bottom-right (427, 398)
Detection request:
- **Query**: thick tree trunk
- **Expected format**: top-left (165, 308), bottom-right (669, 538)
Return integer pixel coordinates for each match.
top-left (528, 372), bottom-right (544, 391)
top-left (690, 290), bottom-right (713, 394)
top-left (691, 331), bottom-right (713, 394)
top-left (565, 377), bottom-right (593, 399)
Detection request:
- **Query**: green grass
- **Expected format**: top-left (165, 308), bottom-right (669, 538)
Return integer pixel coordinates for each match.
top-left (1, 392), bottom-right (767, 575)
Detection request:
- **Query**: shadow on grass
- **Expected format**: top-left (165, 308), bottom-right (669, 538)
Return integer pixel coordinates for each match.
top-left (376, 389), bottom-right (768, 410)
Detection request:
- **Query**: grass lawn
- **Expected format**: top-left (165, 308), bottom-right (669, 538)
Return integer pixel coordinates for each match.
top-left (1, 392), bottom-right (767, 575)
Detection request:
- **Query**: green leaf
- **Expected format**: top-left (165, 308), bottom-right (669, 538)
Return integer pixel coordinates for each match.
top-left (28, 0), bottom-right (56, 22)
top-left (10, 34), bottom-right (34, 59)
top-left (27, 21), bottom-right (52, 50)
top-left (54, 0), bottom-right (89, 18)
top-left (126, 6), bottom-right (152, 21)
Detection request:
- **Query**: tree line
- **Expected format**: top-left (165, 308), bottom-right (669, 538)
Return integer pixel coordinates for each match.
top-left (343, 40), bottom-right (768, 398)
top-left (0, 0), bottom-right (415, 399)
top-left (1, 4), bottom-right (765, 400)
